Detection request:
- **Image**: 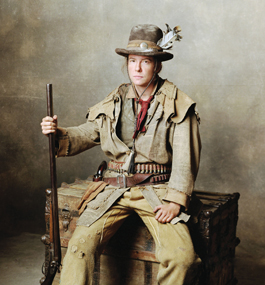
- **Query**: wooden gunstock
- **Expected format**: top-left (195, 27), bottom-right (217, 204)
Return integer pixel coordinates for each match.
top-left (41, 84), bottom-right (61, 285)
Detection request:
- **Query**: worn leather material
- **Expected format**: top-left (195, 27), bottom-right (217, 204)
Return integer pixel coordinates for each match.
top-left (103, 173), bottom-right (171, 188)
top-left (77, 181), bottom-right (108, 215)
top-left (56, 78), bottom-right (201, 224)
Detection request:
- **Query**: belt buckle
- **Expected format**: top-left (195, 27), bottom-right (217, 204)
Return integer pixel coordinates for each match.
top-left (117, 174), bottom-right (126, 188)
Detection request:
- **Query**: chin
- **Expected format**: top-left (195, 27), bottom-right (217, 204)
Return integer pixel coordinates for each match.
top-left (133, 80), bottom-right (148, 87)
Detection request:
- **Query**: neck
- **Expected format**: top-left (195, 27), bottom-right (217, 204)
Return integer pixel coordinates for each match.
top-left (134, 76), bottom-right (158, 101)
top-left (134, 84), bottom-right (154, 100)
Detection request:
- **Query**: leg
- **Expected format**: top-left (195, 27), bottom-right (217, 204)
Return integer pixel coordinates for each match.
top-left (141, 218), bottom-right (198, 285)
top-left (60, 205), bottom-right (132, 285)
top-left (125, 187), bottom-right (199, 285)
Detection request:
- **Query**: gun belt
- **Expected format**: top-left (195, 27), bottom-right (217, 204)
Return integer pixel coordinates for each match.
top-left (108, 160), bottom-right (171, 174)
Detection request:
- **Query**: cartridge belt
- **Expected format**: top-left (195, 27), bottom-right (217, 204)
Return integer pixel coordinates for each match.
top-left (108, 160), bottom-right (171, 174)
top-left (103, 173), bottom-right (170, 188)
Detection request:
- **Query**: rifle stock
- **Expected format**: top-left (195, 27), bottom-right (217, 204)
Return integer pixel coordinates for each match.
top-left (41, 84), bottom-right (61, 285)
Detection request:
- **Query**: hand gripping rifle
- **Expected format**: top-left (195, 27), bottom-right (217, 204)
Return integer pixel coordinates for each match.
top-left (40, 84), bottom-right (61, 285)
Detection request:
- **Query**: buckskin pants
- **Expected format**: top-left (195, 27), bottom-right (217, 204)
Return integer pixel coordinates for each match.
top-left (60, 187), bottom-right (199, 285)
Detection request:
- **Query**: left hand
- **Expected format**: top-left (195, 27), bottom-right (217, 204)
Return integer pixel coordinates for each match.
top-left (154, 202), bottom-right (181, 224)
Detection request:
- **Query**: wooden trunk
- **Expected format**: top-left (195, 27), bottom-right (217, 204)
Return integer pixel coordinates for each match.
top-left (42, 179), bottom-right (240, 285)
top-left (189, 190), bottom-right (240, 285)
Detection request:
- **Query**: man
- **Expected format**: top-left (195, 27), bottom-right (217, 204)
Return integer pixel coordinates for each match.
top-left (41, 24), bottom-right (201, 285)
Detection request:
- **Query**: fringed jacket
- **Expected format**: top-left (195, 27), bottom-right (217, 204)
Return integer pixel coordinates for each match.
top-left (56, 78), bottom-right (201, 227)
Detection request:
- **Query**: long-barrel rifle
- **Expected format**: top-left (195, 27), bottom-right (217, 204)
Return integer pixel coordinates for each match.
top-left (40, 84), bottom-right (61, 285)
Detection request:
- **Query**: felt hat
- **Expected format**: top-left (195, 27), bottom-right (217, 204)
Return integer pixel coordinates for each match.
top-left (115, 24), bottom-right (180, 62)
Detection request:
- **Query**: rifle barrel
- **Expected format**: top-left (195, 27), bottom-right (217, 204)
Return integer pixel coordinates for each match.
top-left (41, 84), bottom-right (61, 285)
top-left (47, 84), bottom-right (61, 262)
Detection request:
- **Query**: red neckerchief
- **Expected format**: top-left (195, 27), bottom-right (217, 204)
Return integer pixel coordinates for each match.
top-left (132, 95), bottom-right (153, 139)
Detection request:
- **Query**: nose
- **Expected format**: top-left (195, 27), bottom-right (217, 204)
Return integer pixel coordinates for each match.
top-left (135, 61), bottom-right (141, 72)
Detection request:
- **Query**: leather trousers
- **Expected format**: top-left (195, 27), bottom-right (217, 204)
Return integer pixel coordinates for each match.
top-left (60, 187), bottom-right (200, 285)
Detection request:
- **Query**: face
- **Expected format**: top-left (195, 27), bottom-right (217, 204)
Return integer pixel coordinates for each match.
top-left (127, 55), bottom-right (156, 88)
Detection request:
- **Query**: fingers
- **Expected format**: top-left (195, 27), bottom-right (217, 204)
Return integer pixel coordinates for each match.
top-left (155, 209), bottom-right (173, 224)
top-left (153, 205), bottom-right (161, 213)
top-left (41, 115), bottom-right (57, 123)
top-left (52, 115), bottom-right (58, 123)
top-left (154, 203), bottom-right (181, 224)
top-left (154, 206), bottom-right (169, 224)
top-left (41, 115), bottom-right (58, 135)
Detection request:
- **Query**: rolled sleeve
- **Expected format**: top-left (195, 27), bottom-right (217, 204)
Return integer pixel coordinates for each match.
top-left (163, 187), bottom-right (190, 210)
top-left (56, 127), bottom-right (70, 157)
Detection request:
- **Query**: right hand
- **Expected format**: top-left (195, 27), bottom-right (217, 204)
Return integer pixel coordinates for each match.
top-left (41, 115), bottom-right (58, 136)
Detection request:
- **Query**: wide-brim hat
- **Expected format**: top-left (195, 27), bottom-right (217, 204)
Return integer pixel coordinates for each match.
top-left (115, 24), bottom-right (174, 62)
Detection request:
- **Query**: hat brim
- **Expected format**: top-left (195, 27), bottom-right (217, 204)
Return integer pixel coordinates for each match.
top-left (115, 48), bottom-right (173, 62)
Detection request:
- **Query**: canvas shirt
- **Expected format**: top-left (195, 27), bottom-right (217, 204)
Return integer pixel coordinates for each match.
top-left (56, 78), bottom-right (201, 227)
top-left (116, 79), bottom-right (159, 147)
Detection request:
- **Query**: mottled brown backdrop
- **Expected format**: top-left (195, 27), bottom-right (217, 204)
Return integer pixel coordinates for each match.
top-left (0, 0), bottom-right (264, 250)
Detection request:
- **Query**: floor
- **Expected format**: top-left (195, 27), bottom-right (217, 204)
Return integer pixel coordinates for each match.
top-left (0, 232), bottom-right (45, 285)
top-left (0, 231), bottom-right (264, 285)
